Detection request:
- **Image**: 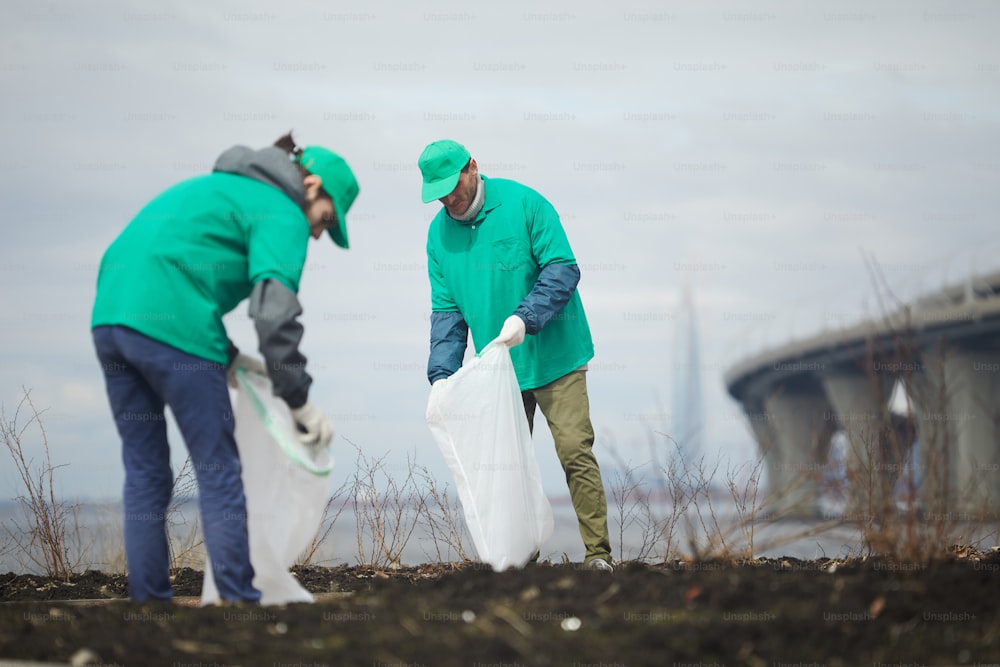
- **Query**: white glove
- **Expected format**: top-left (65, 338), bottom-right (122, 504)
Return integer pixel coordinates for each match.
top-left (493, 315), bottom-right (526, 348)
top-left (291, 401), bottom-right (334, 447)
top-left (227, 353), bottom-right (268, 388)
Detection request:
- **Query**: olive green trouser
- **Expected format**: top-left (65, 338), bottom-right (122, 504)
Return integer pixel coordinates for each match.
top-left (522, 368), bottom-right (612, 563)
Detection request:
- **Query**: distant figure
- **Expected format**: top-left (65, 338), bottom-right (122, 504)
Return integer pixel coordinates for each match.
top-left (418, 139), bottom-right (613, 571)
top-left (91, 132), bottom-right (358, 602)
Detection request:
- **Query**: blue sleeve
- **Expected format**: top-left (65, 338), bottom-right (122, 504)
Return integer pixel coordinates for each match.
top-left (514, 263), bottom-right (580, 335)
top-left (428, 311), bottom-right (469, 384)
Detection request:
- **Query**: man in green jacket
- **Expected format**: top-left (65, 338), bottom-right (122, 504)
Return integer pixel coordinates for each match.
top-left (92, 133), bottom-right (359, 601)
top-left (419, 139), bottom-right (613, 570)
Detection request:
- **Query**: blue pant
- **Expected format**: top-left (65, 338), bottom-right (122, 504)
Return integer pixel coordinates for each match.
top-left (93, 325), bottom-right (260, 603)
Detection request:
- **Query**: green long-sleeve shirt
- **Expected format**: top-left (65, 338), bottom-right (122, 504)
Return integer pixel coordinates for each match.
top-left (426, 176), bottom-right (594, 390)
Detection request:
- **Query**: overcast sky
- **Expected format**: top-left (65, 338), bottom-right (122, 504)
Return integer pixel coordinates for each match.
top-left (1, 0), bottom-right (997, 502)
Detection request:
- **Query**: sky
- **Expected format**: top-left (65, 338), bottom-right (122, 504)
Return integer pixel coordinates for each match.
top-left (1, 0), bottom-right (998, 503)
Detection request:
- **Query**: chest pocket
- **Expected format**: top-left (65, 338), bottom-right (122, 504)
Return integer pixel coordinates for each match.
top-left (491, 237), bottom-right (530, 272)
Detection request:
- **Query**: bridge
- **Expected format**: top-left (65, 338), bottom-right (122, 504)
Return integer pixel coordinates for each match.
top-left (724, 269), bottom-right (1000, 518)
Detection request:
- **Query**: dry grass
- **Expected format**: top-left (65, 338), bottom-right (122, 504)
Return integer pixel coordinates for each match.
top-left (346, 441), bottom-right (427, 569)
top-left (842, 254), bottom-right (1000, 562)
top-left (605, 426), bottom-right (840, 565)
top-left (415, 465), bottom-right (472, 564)
top-left (296, 477), bottom-right (352, 567)
top-left (1, 390), bottom-right (85, 580)
top-left (165, 458), bottom-right (205, 570)
top-left (7, 342), bottom-right (999, 578)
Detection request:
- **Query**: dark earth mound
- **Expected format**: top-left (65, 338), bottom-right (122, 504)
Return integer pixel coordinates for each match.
top-left (2, 553), bottom-right (1000, 666)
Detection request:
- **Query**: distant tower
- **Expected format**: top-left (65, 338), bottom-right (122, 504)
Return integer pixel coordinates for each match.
top-left (671, 282), bottom-right (703, 468)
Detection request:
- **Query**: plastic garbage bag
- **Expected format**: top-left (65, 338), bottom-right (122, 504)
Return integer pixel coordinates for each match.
top-left (426, 341), bottom-right (553, 571)
top-left (201, 368), bottom-right (334, 606)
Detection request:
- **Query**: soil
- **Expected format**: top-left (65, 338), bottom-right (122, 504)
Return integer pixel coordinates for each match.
top-left (2, 552), bottom-right (1000, 667)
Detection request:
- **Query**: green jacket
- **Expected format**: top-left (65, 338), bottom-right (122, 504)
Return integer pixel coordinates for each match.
top-left (426, 176), bottom-right (594, 390)
top-left (92, 146), bottom-right (314, 407)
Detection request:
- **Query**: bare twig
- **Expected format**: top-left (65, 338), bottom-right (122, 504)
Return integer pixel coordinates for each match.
top-left (298, 477), bottom-right (352, 566)
top-left (346, 440), bottom-right (427, 569)
top-left (414, 465), bottom-right (471, 563)
top-left (166, 457), bottom-right (204, 569)
top-left (2, 390), bottom-right (82, 579)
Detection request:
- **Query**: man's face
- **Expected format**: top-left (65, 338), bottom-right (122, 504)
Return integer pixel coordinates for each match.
top-left (303, 175), bottom-right (337, 239)
top-left (306, 200), bottom-right (336, 239)
top-left (439, 159), bottom-right (479, 217)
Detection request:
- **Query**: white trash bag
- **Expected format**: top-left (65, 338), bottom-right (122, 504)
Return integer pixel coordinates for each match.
top-left (426, 341), bottom-right (553, 571)
top-left (201, 368), bottom-right (333, 606)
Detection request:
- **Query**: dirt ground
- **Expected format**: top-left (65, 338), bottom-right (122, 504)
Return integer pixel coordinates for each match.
top-left (2, 552), bottom-right (1000, 667)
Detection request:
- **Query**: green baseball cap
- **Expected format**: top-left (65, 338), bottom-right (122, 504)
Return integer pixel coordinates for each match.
top-left (418, 139), bottom-right (471, 203)
top-left (298, 146), bottom-right (359, 249)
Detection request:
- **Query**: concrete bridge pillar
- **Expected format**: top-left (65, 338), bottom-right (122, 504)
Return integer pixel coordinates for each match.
top-left (907, 349), bottom-right (953, 515)
top-left (820, 368), bottom-right (898, 519)
top-left (759, 379), bottom-right (837, 518)
top-left (737, 394), bottom-right (779, 496)
top-left (909, 348), bottom-right (1000, 516)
